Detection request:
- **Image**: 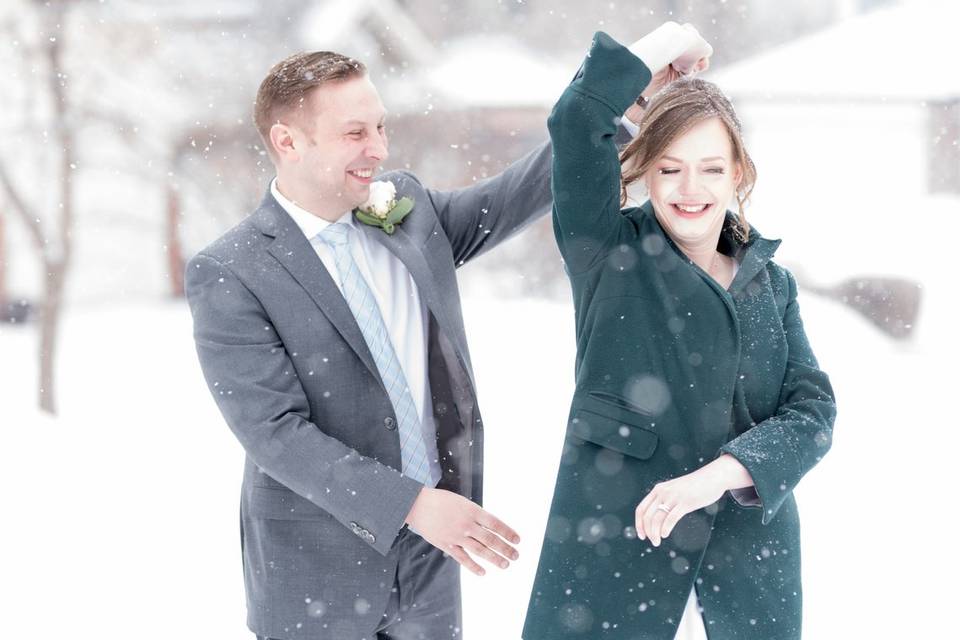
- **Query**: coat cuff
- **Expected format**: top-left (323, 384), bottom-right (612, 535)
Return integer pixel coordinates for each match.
top-left (718, 440), bottom-right (792, 525)
top-left (573, 31), bottom-right (652, 117)
top-left (367, 477), bottom-right (423, 556)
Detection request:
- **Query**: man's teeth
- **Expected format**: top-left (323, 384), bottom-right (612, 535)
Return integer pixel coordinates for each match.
top-left (349, 169), bottom-right (373, 178)
top-left (676, 203), bottom-right (710, 213)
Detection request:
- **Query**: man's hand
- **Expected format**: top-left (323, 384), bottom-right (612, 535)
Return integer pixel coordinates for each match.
top-left (629, 21), bottom-right (713, 77)
top-left (405, 487), bottom-right (521, 576)
top-left (623, 22), bottom-right (712, 124)
top-left (635, 454), bottom-right (754, 546)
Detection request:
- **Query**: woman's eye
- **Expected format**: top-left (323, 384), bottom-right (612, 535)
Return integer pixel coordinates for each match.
top-left (348, 131), bottom-right (363, 137)
top-left (659, 168), bottom-right (679, 175)
top-left (707, 167), bottom-right (725, 174)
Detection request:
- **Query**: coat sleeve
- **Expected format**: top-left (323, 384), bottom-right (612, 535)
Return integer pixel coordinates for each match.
top-left (421, 138), bottom-right (553, 269)
top-left (718, 270), bottom-right (837, 525)
top-left (185, 252), bottom-right (422, 556)
top-left (549, 31), bottom-right (652, 275)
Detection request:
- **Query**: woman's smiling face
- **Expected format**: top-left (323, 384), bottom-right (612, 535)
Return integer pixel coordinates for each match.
top-left (645, 116), bottom-right (742, 248)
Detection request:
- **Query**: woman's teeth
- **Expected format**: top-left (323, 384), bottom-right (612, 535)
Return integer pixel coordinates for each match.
top-left (674, 203), bottom-right (710, 213)
top-left (349, 169), bottom-right (373, 178)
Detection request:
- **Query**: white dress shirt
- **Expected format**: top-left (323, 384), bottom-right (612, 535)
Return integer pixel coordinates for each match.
top-left (270, 178), bottom-right (442, 487)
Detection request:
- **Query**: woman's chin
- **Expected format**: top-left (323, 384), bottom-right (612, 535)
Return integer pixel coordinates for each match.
top-left (655, 211), bottom-right (718, 245)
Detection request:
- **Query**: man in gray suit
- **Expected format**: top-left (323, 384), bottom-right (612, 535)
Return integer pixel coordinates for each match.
top-left (186, 50), bottom-right (555, 640)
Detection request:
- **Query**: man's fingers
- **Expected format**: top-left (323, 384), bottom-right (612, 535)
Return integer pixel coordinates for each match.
top-left (462, 537), bottom-right (511, 570)
top-left (674, 24), bottom-right (713, 74)
top-left (475, 510), bottom-right (520, 545)
top-left (448, 545), bottom-right (485, 576)
top-left (472, 527), bottom-right (519, 562)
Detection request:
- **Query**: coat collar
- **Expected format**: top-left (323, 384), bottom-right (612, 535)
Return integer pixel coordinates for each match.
top-left (630, 200), bottom-right (782, 297)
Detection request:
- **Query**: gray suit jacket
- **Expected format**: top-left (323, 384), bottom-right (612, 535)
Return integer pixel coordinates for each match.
top-left (185, 140), bottom-right (552, 639)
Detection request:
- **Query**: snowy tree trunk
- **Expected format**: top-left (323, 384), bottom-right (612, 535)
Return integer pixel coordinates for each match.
top-left (165, 181), bottom-right (185, 298)
top-left (36, 2), bottom-right (75, 415)
top-left (0, 210), bottom-right (7, 309)
top-left (38, 262), bottom-right (66, 413)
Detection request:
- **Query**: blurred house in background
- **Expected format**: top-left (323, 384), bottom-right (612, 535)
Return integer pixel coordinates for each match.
top-left (708, 0), bottom-right (958, 288)
top-left (1, 0), bottom-right (901, 311)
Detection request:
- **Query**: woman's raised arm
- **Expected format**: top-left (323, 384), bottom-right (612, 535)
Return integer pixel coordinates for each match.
top-left (549, 24), bottom-right (712, 275)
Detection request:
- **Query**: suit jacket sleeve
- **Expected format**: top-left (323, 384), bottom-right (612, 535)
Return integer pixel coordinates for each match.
top-left (548, 31), bottom-right (652, 275)
top-left (185, 252), bottom-right (422, 556)
top-left (417, 138), bottom-right (553, 268)
top-left (719, 270), bottom-right (837, 525)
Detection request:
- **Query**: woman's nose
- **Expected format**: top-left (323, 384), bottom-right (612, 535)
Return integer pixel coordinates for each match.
top-left (679, 171), bottom-right (702, 194)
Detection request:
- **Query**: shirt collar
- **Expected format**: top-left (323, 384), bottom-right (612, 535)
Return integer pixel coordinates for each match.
top-left (270, 177), bottom-right (355, 241)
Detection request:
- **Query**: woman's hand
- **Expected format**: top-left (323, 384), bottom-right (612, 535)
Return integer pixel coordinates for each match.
top-left (635, 454), bottom-right (753, 546)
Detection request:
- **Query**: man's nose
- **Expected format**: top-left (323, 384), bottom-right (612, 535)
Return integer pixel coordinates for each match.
top-left (366, 133), bottom-right (388, 162)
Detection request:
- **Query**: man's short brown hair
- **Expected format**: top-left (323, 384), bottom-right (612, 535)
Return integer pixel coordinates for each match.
top-left (253, 51), bottom-right (366, 158)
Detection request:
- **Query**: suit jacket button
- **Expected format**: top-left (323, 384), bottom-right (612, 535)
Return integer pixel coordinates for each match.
top-left (384, 417), bottom-right (396, 430)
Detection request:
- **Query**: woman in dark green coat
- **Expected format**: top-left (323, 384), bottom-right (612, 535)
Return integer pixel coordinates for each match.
top-left (523, 23), bottom-right (836, 640)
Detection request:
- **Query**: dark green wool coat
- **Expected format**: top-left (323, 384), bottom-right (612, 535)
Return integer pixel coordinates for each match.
top-left (522, 33), bottom-right (837, 640)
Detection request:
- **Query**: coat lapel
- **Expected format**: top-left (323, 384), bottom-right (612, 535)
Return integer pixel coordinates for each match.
top-left (632, 200), bottom-right (782, 298)
top-left (728, 235), bottom-right (782, 296)
top-left (253, 194), bottom-right (381, 382)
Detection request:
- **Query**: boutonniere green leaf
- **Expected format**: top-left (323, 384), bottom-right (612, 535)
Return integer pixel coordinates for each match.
top-left (353, 180), bottom-right (413, 235)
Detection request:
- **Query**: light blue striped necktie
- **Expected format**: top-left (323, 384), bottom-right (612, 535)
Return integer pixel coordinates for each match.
top-left (316, 223), bottom-right (436, 487)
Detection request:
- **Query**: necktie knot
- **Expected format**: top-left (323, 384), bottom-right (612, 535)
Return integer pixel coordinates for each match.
top-left (317, 222), bottom-right (351, 247)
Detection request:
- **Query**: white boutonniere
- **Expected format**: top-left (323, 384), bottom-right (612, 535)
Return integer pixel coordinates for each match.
top-left (353, 180), bottom-right (413, 235)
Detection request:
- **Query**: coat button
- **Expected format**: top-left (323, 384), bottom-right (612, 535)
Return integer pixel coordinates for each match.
top-left (384, 417), bottom-right (396, 430)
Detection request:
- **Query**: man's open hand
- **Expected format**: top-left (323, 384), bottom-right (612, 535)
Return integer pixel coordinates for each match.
top-left (405, 487), bottom-right (520, 576)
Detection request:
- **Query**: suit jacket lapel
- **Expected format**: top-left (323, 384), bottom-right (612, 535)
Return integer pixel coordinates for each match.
top-left (360, 221), bottom-right (469, 369)
top-left (254, 195), bottom-right (382, 382)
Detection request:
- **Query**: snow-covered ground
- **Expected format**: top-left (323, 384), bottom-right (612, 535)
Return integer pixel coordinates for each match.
top-left (1, 275), bottom-right (956, 638)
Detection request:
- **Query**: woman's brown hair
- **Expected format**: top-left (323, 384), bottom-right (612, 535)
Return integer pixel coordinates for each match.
top-left (620, 76), bottom-right (757, 242)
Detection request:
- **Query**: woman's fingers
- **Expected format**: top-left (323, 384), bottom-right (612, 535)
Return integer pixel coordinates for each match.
top-left (635, 486), bottom-right (660, 540)
top-left (660, 504), bottom-right (687, 540)
top-left (642, 498), bottom-right (674, 546)
top-left (635, 501), bottom-right (648, 541)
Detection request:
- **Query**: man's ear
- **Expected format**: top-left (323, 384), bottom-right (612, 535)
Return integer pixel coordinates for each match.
top-left (269, 121), bottom-right (299, 162)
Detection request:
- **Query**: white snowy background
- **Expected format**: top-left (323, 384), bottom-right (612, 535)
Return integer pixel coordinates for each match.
top-left (2, 0), bottom-right (957, 638)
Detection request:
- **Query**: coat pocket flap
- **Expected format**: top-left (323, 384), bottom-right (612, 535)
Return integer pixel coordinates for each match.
top-left (246, 485), bottom-right (333, 521)
top-left (569, 395), bottom-right (659, 460)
